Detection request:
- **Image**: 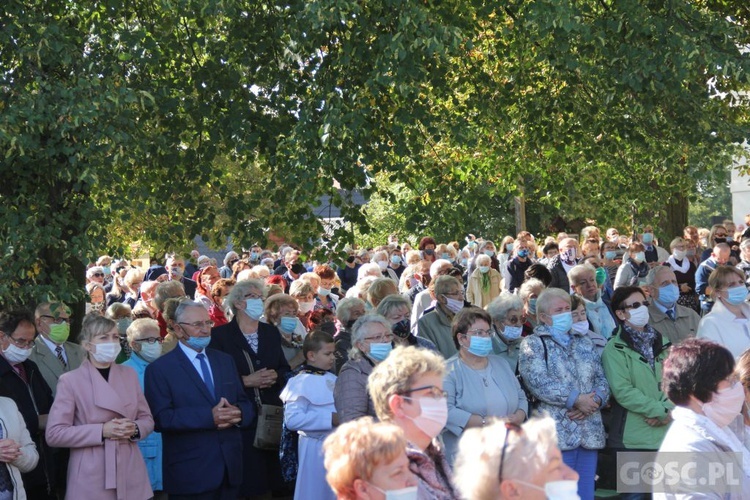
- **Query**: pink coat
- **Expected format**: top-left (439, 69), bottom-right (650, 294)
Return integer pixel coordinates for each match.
top-left (46, 360), bottom-right (154, 500)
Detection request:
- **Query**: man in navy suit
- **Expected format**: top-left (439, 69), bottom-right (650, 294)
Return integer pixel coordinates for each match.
top-left (145, 300), bottom-right (253, 499)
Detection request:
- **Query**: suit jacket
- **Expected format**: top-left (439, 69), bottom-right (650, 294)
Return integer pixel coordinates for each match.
top-left (547, 255), bottom-right (580, 292)
top-left (181, 276), bottom-right (197, 299)
top-left (29, 337), bottom-right (86, 396)
top-left (46, 361), bottom-right (154, 500)
top-left (144, 345), bottom-right (254, 495)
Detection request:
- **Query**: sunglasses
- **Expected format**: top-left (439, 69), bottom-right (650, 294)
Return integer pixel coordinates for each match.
top-left (498, 421), bottom-right (523, 482)
top-left (92, 273), bottom-right (104, 277)
top-left (620, 300), bottom-right (650, 310)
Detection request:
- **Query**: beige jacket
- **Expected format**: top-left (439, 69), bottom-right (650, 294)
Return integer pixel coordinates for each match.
top-left (0, 397), bottom-right (39, 500)
top-left (466, 268), bottom-right (501, 309)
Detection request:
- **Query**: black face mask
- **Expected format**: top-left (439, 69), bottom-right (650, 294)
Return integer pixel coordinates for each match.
top-left (423, 249), bottom-right (435, 256)
top-left (346, 319), bottom-right (357, 329)
top-left (346, 256), bottom-right (356, 264)
top-left (392, 319), bottom-right (411, 338)
top-left (714, 237), bottom-right (727, 244)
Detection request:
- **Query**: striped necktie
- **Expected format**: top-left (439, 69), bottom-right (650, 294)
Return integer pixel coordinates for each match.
top-left (55, 345), bottom-right (67, 369)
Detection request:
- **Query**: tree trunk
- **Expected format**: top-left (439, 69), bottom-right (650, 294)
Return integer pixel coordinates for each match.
top-left (662, 192), bottom-right (689, 242)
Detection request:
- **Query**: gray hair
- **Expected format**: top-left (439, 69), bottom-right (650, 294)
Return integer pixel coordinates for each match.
top-left (430, 259), bottom-right (453, 278)
top-left (174, 300), bottom-right (207, 324)
top-left (225, 279), bottom-right (266, 316)
top-left (454, 416), bottom-right (559, 499)
top-left (486, 295), bottom-right (523, 323)
top-left (518, 278), bottom-right (545, 302)
top-left (568, 263), bottom-right (596, 286)
top-left (358, 263), bottom-right (382, 281)
top-left (372, 250), bottom-right (389, 263)
top-left (154, 281), bottom-right (186, 311)
top-left (126, 318), bottom-right (160, 344)
top-left (350, 314), bottom-right (393, 355)
top-left (433, 275), bottom-right (461, 297)
top-left (375, 295), bottom-right (412, 319)
top-left (535, 288), bottom-right (572, 318)
top-left (223, 251), bottom-right (239, 266)
top-left (336, 297), bottom-right (366, 324)
top-left (79, 313), bottom-right (116, 344)
top-left (645, 265), bottom-right (674, 287)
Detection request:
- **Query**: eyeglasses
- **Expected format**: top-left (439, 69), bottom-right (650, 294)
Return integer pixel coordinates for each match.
top-left (363, 334), bottom-right (393, 343)
top-left (464, 328), bottom-right (493, 337)
top-left (504, 315), bottom-right (523, 326)
top-left (498, 422), bottom-right (523, 481)
top-left (41, 315), bottom-right (70, 325)
top-left (620, 301), bottom-right (650, 310)
top-left (178, 320), bottom-right (214, 330)
top-left (398, 385), bottom-right (448, 399)
top-left (92, 273), bottom-right (104, 278)
top-left (135, 337), bottom-right (164, 344)
top-left (6, 336), bottom-right (34, 349)
top-left (244, 293), bottom-right (263, 300)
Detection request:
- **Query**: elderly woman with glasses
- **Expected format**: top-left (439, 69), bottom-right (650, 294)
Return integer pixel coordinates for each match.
top-left (454, 417), bottom-right (579, 500)
top-left (367, 345), bottom-right (458, 499)
top-left (486, 294), bottom-right (526, 373)
top-left (442, 307), bottom-right (527, 465)
top-left (122, 319), bottom-right (165, 494)
top-left (209, 279), bottom-right (291, 499)
top-left (601, 286), bottom-right (673, 478)
top-left (334, 315), bottom-right (394, 424)
top-left (519, 288), bottom-right (609, 500)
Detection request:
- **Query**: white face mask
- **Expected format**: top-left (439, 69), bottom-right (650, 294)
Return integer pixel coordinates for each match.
top-left (514, 479), bottom-right (581, 500)
top-left (369, 484), bottom-right (418, 500)
top-left (626, 305), bottom-right (649, 327)
top-left (377, 260), bottom-right (388, 270)
top-left (3, 343), bottom-right (32, 365)
top-left (298, 301), bottom-right (315, 314)
top-left (571, 320), bottom-right (589, 334)
top-left (673, 249), bottom-right (687, 260)
top-left (138, 342), bottom-right (162, 363)
top-left (404, 396), bottom-right (448, 439)
top-left (90, 342), bottom-right (121, 364)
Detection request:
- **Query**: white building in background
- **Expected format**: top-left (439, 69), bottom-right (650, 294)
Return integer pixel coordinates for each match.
top-left (731, 156), bottom-right (750, 225)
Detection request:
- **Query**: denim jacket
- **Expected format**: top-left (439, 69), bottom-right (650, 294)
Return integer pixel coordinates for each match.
top-left (519, 324), bottom-right (609, 451)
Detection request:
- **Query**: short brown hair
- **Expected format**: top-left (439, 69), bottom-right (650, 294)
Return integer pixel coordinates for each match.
top-left (314, 264), bottom-right (336, 280)
top-left (662, 338), bottom-right (734, 405)
top-left (264, 294), bottom-right (298, 325)
top-left (451, 307), bottom-right (492, 349)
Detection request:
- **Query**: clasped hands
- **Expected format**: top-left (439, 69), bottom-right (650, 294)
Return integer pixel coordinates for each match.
top-left (242, 368), bottom-right (277, 389)
top-left (0, 439), bottom-right (21, 463)
top-left (103, 418), bottom-right (138, 440)
top-left (567, 392), bottom-right (601, 421)
top-left (213, 397), bottom-right (242, 429)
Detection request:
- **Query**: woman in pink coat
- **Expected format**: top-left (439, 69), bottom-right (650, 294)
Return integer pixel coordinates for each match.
top-left (46, 314), bottom-right (154, 500)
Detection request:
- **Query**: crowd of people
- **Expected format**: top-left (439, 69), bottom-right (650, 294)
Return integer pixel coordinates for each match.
top-left (0, 216), bottom-right (749, 499)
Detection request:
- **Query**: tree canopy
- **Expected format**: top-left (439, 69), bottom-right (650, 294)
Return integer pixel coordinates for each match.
top-left (1, 0), bottom-right (749, 307)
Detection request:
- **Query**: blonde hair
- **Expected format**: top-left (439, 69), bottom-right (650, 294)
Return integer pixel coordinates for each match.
top-left (405, 250), bottom-right (422, 266)
top-left (454, 416), bottom-right (559, 500)
top-left (367, 278), bottom-right (399, 308)
top-left (299, 272), bottom-right (320, 288)
top-left (126, 318), bottom-right (160, 344)
top-left (79, 314), bottom-right (116, 344)
top-left (368, 346), bottom-right (446, 421)
top-left (289, 280), bottom-right (314, 299)
top-left (323, 417), bottom-right (408, 500)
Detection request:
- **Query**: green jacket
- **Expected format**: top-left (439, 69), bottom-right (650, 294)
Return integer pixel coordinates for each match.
top-left (601, 326), bottom-right (674, 450)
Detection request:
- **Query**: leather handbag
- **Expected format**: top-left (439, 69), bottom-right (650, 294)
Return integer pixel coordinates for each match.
top-left (243, 350), bottom-right (284, 450)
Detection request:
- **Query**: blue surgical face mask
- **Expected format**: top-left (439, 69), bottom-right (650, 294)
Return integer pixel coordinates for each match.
top-left (279, 316), bottom-right (297, 334)
top-left (391, 255), bottom-right (402, 265)
top-left (499, 324), bottom-right (523, 341)
top-left (478, 265), bottom-right (490, 274)
top-left (506, 243), bottom-right (514, 253)
top-left (642, 233), bottom-right (654, 244)
top-left (245, 298), bottom-right (264, 320)
top-left (549, 312), bottom-right (573, 335)
top-left (518, 249), bottom-right (530, 258)
top-left (102, 266), bottom-right (111, 276)
top-left (657, 283), bottom-right (679, 307)
top-left (726, 286), bottom-right (749, 306)
top-left (528, 298), bottom-right (538, 315)
top-left (441, 253), bottom-right (450, 260)
top-left (186, 335), bottom-right (211, 351)
top-left (484, 250), bottom-right (495, 257)
top-left (633, 252), bottom-right (646, 264)
top-left (605, 250), bottom-right (617, 260)
top-left (461, 258), bottom-right (468, 266)
top-left (466, 336), bottom-right (492, 357)
top-left (368, 342), bottom-right (392, 362)
top-left (250, 252), bottom-right (259, 260)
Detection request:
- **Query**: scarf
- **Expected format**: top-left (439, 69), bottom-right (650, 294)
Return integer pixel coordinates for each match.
top-left (667, 255), bottom-right (690, 274)
top-left (623, 323), bottom-right (657, 369)
top-left (583, 293), bottom-right (616, 338)
top-left (481, 270), bottom-right (491, 293)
